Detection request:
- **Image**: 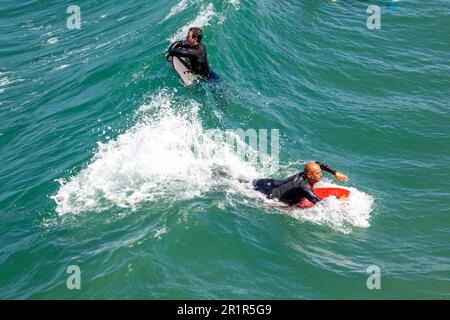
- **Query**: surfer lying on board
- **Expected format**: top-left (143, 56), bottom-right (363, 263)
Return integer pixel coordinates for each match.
top-left (252, 162), bottom-right (348, 206)
top-left (165, 27), bottom-right (218, 80)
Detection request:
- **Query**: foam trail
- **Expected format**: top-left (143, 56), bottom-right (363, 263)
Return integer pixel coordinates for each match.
top-left (228, 0), bottom-right (240, 10)
top-left (0, 73), bottom-right (9, 93)
top-left (169, 3), bottom-right (218, 43)
top-left (164, 0), bottom-right (192, 21)
top-left (0, 72), bottom-right (24, 93)
top-left (165, 0), bottom-right (240, 22)
top-left (52, 90), bottom-right (261, 215)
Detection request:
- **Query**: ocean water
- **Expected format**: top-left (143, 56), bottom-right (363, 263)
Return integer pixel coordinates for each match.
top-left (0, 0), bottom-right (449, 299)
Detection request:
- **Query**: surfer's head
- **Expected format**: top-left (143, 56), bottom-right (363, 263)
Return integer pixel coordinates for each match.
top-left (304, 162), bottom-right (323, 185)
top-left (186, 27), bottom-right (203, 46)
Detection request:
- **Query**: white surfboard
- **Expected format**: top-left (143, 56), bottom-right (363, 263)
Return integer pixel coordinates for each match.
top-left (171, 56), bottom-right (199, 86)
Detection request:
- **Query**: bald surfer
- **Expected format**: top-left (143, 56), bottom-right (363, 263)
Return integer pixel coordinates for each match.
top-left (165, 27), bottom-right (218, 80)
top-left (253, 162), bottom-right (349, 206)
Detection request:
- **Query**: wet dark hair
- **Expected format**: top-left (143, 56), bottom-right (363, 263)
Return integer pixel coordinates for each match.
top-left (189, 27), bottom-right (203, 43)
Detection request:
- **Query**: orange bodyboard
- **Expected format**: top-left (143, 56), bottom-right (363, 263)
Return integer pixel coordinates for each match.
top-left (297, 187), bottom-right (350, 208)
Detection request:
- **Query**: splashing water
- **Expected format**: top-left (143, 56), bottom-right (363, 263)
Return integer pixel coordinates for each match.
top-left (51, 90), bottom-right (261, 215)
top-left (164, 0), bottom-right (193, 21)
top-left (164, 0), bottom-right (240, 23)
top-left (52, 89), bottom-right (374, 232)
top-left (169, 3), bottom-right (219, 43)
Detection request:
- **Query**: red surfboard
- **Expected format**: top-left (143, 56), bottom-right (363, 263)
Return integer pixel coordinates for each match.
top-left (297, 187), bottom-right (350, 208)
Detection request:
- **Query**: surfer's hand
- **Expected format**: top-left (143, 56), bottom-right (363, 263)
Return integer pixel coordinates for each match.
top-left (165, 52), bottom-right (170, 61)
top-left (334, 172), bottom-right (348, 182)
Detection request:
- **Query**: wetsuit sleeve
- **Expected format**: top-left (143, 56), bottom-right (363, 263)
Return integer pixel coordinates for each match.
top-left (167, 41), bottom-right (183, 52)
top-left (315, 162), bottom-right (337, 175)
top-left (168, 46), bottom-right (202, 59)
top-left (303, 187), bottom-right (322, 204)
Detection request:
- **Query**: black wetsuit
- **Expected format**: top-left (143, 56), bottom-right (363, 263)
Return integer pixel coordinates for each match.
top-left (167, 41), bottom-right (215, 78)
top-left (253, 162), bottom-right (337, 206)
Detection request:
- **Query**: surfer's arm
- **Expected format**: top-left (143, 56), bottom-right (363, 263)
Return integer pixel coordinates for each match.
top-left (168, 47), bottom-right (202, 59)
top-left (165, 41), bottom-right (184, 61)
top-left (303, 188), bottom-right (322, 204)
top-left (283, 186), bottom-right (322, 206)
top-left (315, 161), bottom-right (349, 182)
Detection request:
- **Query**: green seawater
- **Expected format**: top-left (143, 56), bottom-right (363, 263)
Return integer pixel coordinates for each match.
top-left (0, 0), bottom-right (449, 299)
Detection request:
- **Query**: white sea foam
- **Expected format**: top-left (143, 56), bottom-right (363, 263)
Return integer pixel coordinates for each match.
top-left (47, 37), bottom-right (59, 45)
top-left (169, 3), bottom-right (218, 43)
top-left (52, 90), bottom-right (261, 215)
top-left (154, 227), bottom-right (168, 238)
top-left (0, 72), bottom-right (24, 93)
top-left (164, 0), bottom-right (192, 21)
top-left (228, 0), bottom-right (240, 10)
top-left (54, 64), bottom-right (71, 71)
top-left (165, 0), bottom-right (239, 23)
top-left (0, 72), bottom-right (13, 88)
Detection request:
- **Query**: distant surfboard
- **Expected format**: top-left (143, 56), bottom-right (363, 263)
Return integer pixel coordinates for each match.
top-left (171, 56), bottom-right (199, 86)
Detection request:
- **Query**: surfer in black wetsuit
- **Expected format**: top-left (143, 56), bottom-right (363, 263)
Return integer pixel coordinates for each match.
top-left (253, 162), bottom-right (349, 206)
top-left (165, 27), bottom-right (218, 80)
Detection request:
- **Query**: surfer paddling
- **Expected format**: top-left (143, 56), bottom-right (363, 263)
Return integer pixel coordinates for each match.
top-left (165, 27), bottom-right (218, 80)
top-left (252, 162), bottom-right (348, 206)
